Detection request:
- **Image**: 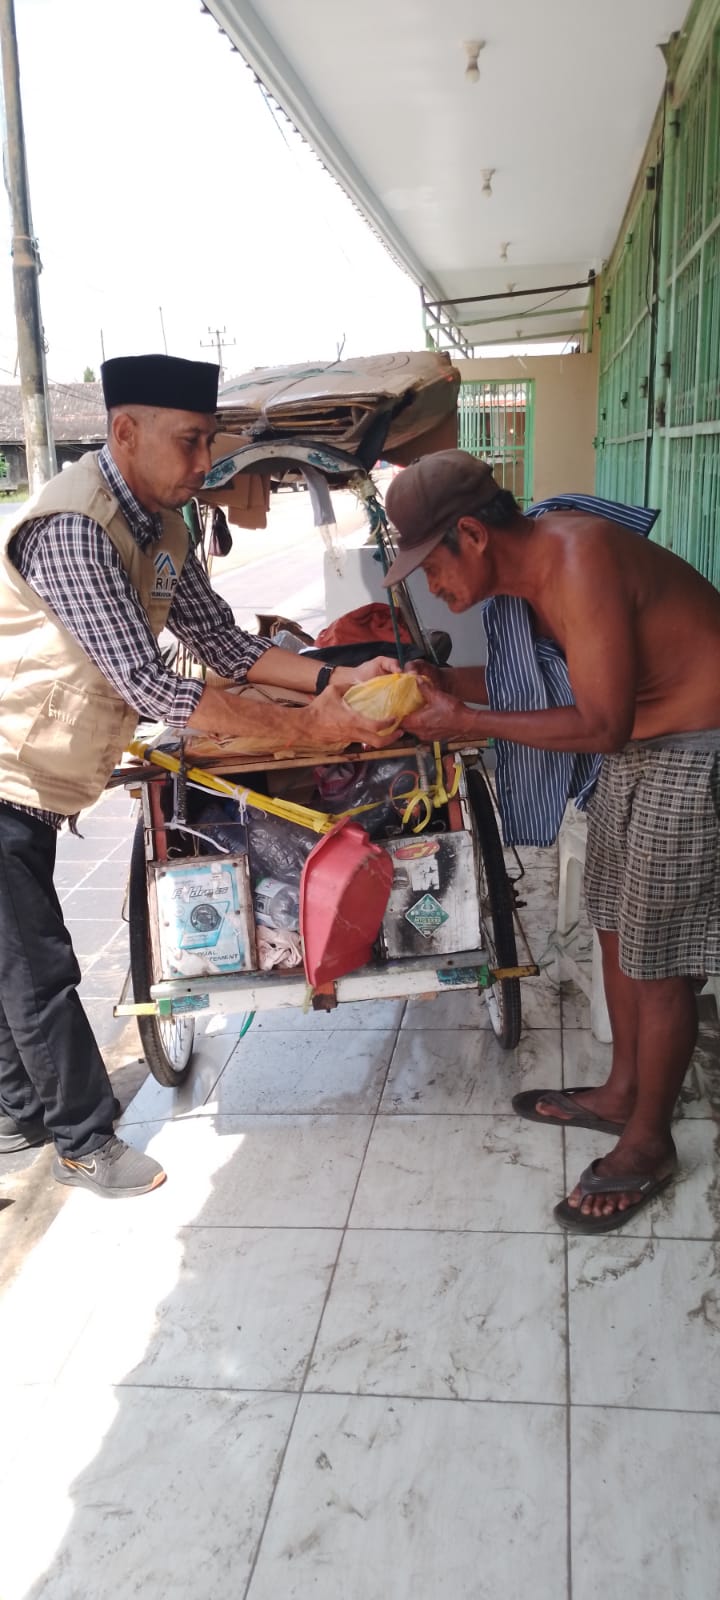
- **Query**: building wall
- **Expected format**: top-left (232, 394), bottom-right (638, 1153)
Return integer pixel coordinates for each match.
top-left (595, 0), bottom-right (720, 586)
top-left (0, 440), bottom-right (101, 493)
top-left (455, 352), bottom-right (599, 500)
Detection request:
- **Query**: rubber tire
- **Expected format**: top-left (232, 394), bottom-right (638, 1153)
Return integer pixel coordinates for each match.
top-left (466, 769), bottom-right (522, 1050)
top-left (128, 816), bottom-right (196, 1086)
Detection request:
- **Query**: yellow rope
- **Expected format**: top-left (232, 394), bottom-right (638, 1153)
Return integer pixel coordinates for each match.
top-left (127, 740), bottom-right (462, 839)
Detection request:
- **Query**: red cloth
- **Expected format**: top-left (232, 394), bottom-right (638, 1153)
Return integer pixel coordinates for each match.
top-left (314, 603), bottom-right (412, 650)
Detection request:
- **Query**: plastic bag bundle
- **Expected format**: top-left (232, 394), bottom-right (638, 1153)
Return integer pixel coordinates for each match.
top-left (197, 800), bottom-right (248, 856)
top-left (342, 672), bottom-right (425, 732)
top-left (313, 757), bottom-right (420, 839)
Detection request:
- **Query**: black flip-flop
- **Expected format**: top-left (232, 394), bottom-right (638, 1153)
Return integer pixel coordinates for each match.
top-left (512, 1088), bottom-right (625, 1136)
top-left (554, 1158), bottom-right (676, 1234)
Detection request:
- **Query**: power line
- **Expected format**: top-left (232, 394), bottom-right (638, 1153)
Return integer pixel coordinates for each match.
top-left (200, 326), bottom-right (236, 374)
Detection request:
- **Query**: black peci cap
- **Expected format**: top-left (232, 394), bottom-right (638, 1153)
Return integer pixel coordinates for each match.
top-left (101, 354), bottom-right (220, 414)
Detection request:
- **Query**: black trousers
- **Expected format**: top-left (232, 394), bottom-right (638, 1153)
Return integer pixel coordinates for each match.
top-left (0, 803), bottom-right (115, 1157)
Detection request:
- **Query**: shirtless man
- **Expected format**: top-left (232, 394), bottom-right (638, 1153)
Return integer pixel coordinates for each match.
top-left (382, 449), bottom-right (720, 1233)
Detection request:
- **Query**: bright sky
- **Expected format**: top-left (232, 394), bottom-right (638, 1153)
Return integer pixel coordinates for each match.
top-left (0, 0), bottom-right (424, 384)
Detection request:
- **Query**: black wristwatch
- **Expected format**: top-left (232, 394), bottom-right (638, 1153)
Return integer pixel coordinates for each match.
top-left (314, 664), bottom-right (337, 696)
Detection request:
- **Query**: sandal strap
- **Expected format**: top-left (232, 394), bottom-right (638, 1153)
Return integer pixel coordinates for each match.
top-left (578, 1159), bottom-right (670, 1197)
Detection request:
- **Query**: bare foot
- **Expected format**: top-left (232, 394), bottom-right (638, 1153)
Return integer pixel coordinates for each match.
top-left (565, 1137), bottom-right (676, 1220)
top-left (535, 1087), bottom-right (633, 1125)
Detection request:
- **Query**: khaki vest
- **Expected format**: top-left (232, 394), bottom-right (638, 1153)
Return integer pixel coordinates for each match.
top-left (0, 452), bottom-right (189, 814)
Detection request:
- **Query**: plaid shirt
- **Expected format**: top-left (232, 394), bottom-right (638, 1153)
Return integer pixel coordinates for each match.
top-left (4, 445), bottom-right (272, 827)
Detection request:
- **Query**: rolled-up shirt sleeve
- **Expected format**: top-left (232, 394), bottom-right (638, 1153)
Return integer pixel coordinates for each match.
top-left (13, 516), bottom-right (273, 731)
top-left (167, 548), bottom-right (273, 681)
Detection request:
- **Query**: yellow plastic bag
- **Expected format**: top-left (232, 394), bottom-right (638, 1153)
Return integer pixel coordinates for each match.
top-left (343, 672), bottom-right (425, 732)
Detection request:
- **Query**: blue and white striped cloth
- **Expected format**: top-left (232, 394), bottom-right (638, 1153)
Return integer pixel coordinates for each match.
top-left (484, 493), bottom-right (659, 847)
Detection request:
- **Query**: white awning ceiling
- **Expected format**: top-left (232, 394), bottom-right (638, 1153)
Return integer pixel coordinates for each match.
top-left (205, 0), bottom-right (691, 348)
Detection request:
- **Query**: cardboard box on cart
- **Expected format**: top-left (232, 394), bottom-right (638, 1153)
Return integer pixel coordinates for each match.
top-left (149, 854), bottom-right (257, 980)
top-left (381, 830), bottom-right (481, 959)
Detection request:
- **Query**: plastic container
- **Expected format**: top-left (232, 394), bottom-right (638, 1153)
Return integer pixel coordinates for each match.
top-left (197, 800), bottom-right (248, 856)
top-left (253, 876), bottom-right (301, 931)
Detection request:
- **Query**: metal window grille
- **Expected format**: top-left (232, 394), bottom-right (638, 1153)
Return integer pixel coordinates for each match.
top-left (659, 19), bottom-right (720, 585)
top-left (457, 380), bottom-right (535, 507)
top-left (595, 186), bottom-right (656, 507)
top-left (596, 10), bottom-right (720, 589)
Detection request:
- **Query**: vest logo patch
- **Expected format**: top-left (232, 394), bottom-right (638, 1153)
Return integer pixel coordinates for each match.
top-left (151, 550), bottom-right (178, 600)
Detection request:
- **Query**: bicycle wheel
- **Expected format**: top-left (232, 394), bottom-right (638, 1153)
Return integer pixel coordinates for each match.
top-left (128, 816), bottom-right (196, 1086)
top-left (466, 768), bottom-right (522, 1049)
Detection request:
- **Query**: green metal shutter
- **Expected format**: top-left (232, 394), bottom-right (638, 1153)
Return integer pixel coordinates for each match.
top-left (595, 186), bottom-right (656, 506)
top-left (658, 23), bottom-right (720, 586)
top-left (597, 5), bottom-right (720, 589)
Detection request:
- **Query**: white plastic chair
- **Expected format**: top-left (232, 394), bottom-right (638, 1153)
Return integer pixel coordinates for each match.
top-left (554, 810), bottom-right (612, 1043)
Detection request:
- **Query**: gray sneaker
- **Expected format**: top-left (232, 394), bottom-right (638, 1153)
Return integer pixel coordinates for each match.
top-left (0, 1099), bottom-right (122, 1156)
top-left (53, 1136), bottom-right (166, 1198)
top-left (0, 1113), bottom-right (50, 1154)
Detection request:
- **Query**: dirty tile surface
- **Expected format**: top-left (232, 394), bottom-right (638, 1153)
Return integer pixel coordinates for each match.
top-left (1, 808), bottom-right (719, 1600)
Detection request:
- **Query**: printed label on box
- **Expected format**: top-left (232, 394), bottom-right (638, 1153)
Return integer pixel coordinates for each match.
top-left (153, 855), bottom-right (254, 978)
top-left (405, 893), bottom-right (450, 938)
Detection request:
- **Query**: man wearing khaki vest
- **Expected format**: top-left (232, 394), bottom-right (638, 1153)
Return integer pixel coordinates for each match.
top-left (0, 353), bottom-right (391, 1198)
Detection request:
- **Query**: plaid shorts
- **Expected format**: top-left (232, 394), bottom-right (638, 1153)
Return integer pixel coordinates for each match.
top-left (584, 743), bottom-right (720, 980)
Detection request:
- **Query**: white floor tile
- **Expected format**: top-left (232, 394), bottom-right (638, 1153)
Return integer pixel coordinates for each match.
top-left (309, 1228), bottom-right (566, 1403)
top-left (248, 1000), bottom-right (405, 1032)
top-left (561, 984), bottom-right (591, 1028)
top-left (194, 1114), bottom-right (372, 1228)
top-left (0, 1209), bottom-right (126, 1384)
top-left (561, 1027), bottom-right (612, 1092)
top-left (562, 1027), bottom-right (720, 1124)
top-left (145, 1113), bottom-right (371, 1229)
top-left (214, 1028), bottom-right (396, 1114)
top-left (79, 1114), bottom-right (369, 1232)
top-left (684, 1024), bottom-right (720, 1119)
top-left (568, 1236), bottom-right (720, 1410)
top-left (562, 1119), bottom-right (720, 1241)
top-left (61, 1225), bottom-right (339, 1391)
top-left (0, 1384), bottom-right (294, 1600)
top-left (572, 1407), bottom-right (720, 1600)
top-left (383, 1026), bottom-right (562, 1115)
top-left (116, 1035), bottom-right (236, 1126)
top-left (350, 1115), bottom-right (564, 1232)
top-left (403, 974), bottom-right (561, 1032)
top-left (248, 1393), bottom-right (567, 1600)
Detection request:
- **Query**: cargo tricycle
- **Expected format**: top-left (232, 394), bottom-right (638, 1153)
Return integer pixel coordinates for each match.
top-left (112, 425), bottom-right (538, 1085)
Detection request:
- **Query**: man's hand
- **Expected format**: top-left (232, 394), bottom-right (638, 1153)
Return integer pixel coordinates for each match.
top-left (402, 659), bottom-right (446, 692)
top-left (401, 681), bottom-right (474, 743)
top-left (306, 682), bottom-right (398, 749)
top-left (352, 655), bottom-right (401, 684)
top-left (338, 655), bottom-right (403, 685)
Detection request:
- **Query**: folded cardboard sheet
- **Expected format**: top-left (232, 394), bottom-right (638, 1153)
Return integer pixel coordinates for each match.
top-left (216, 350), bottom-right (459, 458)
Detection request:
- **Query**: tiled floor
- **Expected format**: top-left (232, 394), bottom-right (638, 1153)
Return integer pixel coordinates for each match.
top-left (1, 804), bottom-right (719, 1599)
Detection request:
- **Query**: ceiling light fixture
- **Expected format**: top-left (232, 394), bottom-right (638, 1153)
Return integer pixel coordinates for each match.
top-left (481, 168), bottom-right (495, 199)
top-left (463, 39), bottom-right (486, 83)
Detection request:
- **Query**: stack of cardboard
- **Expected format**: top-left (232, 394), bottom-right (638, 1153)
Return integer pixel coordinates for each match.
top-left (217, 350), bottom-right (459, 461)
top-left (199, 352), bottom-right (459, 531)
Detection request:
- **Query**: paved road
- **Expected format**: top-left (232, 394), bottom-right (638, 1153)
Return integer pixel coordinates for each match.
top-left (214, 529), bottom-right (326, 634)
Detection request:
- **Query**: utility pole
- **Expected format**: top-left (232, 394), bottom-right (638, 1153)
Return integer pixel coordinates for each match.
top-left (0, 0), bottom-right (56, 489)
top-left (201, 325), bottom-right (236, 380)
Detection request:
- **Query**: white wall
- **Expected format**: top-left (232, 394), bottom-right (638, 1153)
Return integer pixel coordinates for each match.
top-left (324, 535), bottom-right (487, 667)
